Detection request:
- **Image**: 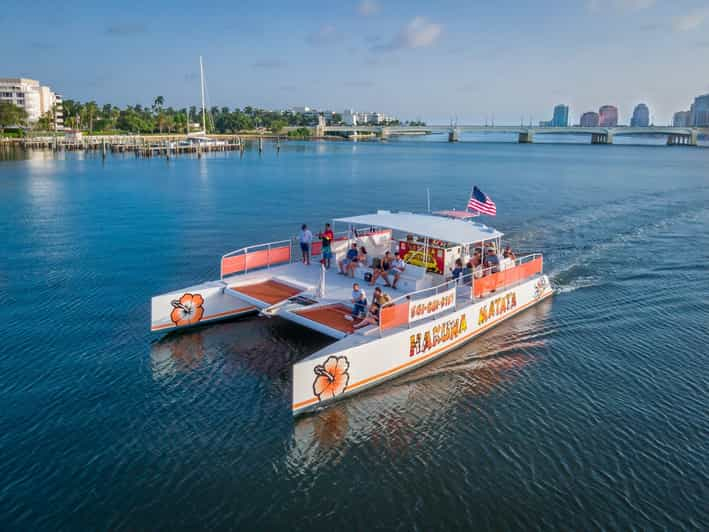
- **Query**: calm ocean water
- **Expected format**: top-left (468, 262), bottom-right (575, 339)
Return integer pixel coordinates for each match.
top-left (1, 138), bottom-right (707, 530)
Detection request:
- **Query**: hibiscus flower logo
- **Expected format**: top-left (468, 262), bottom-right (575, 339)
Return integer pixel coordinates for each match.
top-left (170, 293), bottom-right (205, 327)
top-left (534, 277), bottom-right (548, 299)
top-left (312, 356), bottom-right (350, 401)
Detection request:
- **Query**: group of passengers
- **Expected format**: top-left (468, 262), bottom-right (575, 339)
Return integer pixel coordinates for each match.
top-left (340, 247), bottom-right (406, 289)
top-left (298, 223), bottom-right (334, 268)
top-left (346, 283), bottom-right (393, 329)
top-left (299, 223), bottom-right (408, 289)
top-left (449, 244), bottom-right (517, 282)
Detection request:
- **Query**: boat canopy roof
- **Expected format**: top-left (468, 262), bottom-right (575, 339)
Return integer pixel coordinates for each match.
top-left (334, 211), bottom-right (503, 245)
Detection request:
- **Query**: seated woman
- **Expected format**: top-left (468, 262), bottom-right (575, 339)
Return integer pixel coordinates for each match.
top-left (353, 301), bottom-right (380, 329)
top-left (472, 254), bottom-right (484, 278)
top-left (503, 245), bottom-right (516, 261)
top-left (370, 251), bottom-right (393, 286)
top-left (358, 246), bottom-right (369, 268)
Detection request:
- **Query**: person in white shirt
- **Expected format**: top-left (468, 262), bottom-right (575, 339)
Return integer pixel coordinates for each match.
top-left (299, 224), bottom-right (313, 265)
top-left (391, 252), bottom-right (406, 289)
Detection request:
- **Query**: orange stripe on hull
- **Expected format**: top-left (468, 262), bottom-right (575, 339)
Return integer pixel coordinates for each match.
top-left (151, 306), bottom-right (256, 331)
top-left (293, 291), bottom-right (552, 411)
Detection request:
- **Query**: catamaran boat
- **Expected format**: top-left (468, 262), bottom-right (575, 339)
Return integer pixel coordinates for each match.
top-left (150, 210), bottom-right (553, 416)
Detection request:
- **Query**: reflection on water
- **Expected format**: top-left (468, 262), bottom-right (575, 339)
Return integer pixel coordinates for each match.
top-left (290, 299), bottom-right (552, 465)
top-left (3, 141), bottom-right (707, 530)
top-left (151, 331), bottom-right (207, 378)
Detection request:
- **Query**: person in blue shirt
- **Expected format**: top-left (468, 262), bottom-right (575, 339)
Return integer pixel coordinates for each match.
top-left (339, 243), bottom-right (360, 277)
top-left (450, 258), bottom-right (464, 281)
top-left (484, 248), bottom-right (500, 274)
top-left (345, 283), bottom-right (368, 321)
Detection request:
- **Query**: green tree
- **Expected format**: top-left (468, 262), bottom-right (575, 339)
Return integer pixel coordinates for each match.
top-left (153, 95), bottom-right (165, 113)
top-left (0, 102), bottom-right (28, 132)
top-left (84, 101), bottom-right (99, 133)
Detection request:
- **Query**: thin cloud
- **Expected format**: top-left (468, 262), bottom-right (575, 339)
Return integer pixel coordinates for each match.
top-left (673, 7), bottom-right (709, 31)
top-left (457, 83), bottom-right (480, 93)
top-left (30, 41), bottom-right (55, 50)
top-left (251, 59), bottom-right (288, 69)
top-left (106, 23), bottom-right (146, 36)
top-left (358, 0), bottom-right (380, 16)
top-left (306, 25), bottom-right (337, 46)
top-left (345, 81), bottom-right (374, 88)
top-left (587, 0), bottom-right (655, 12)
top-left (372, 17), bottom-right (442, 52)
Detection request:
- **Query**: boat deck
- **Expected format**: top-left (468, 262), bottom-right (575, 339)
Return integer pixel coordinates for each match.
top-left (294, 303), bottom-right (356, 334)
top-left (225, 261), bottom-right (393, 308)
top-left (230, 279), bottom-right (303, 305)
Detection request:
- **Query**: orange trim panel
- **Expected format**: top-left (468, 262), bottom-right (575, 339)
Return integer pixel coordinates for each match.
top-left (473, 257), bottom-right (543, 298)
top-left (221, 245), bottom-right (292, 277)
top-left (380, 301), bottom-right (410, 331)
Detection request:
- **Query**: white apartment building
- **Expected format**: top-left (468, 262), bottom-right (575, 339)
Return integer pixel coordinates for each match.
top-left (0, 78), bottom-right (63, 129)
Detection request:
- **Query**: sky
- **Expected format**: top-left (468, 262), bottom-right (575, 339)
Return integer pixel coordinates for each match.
top-left (3, 0), bottom-right (709, 124)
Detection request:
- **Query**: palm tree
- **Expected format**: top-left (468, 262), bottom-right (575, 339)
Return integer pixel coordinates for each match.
top-left (152, 96), bottom-right (165, 115)
top-left (85, 101), bottom-right (98, 133)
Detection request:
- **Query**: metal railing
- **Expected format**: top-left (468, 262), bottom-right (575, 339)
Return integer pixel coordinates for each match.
top-left (220, 239), bottom-right (293, 279)
top-left (377, 252), bottom-right (543, 332)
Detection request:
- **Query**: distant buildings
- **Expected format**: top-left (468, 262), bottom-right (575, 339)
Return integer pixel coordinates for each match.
top-left (539, 104), bottom-right (569, 127)
top-left (672, 93), bottom-right (709, 127)
top-left (630, 103), bottom-right (649, 127)
top-left (689, 93), bottom-right (709, 126)
top-left (580, 111), bottom-right (599, 127)
top-left (0, 77), bottom-right (63, 128)
top-left (598, 105), bottom-right (618, 127)
top-left (341, 108), bottom-right (396, 126)
top-left (673, 110), bottom-right (691, 127)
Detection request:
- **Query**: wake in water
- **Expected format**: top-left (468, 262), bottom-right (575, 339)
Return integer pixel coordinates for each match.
top-left (509, 189), bottom-right (708, 295)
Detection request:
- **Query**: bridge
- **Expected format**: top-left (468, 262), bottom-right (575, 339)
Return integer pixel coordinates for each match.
top-left (316, 122), bottom-right (707, 146)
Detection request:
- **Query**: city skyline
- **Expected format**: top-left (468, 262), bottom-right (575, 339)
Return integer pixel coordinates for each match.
top-left (3, 0), bottom-right (709, 124)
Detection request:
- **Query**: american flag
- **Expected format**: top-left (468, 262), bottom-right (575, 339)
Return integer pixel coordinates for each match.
top-left (467, 186), bottom-right (496, 216)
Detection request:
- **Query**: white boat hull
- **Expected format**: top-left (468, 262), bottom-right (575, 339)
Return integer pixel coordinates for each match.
top-left (150, 280), bottom-right (256, 333)
top-left (292, 275), bottom-right (552, 416)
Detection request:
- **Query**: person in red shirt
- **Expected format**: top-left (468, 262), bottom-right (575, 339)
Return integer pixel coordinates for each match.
top-left (319, 223), bottom-right (334, 269)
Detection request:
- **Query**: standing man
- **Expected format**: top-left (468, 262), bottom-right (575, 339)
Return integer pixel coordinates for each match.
top-left (299, 224), bottom-right (313, 265)
top-left (319, 223), bottom-right (334, 269)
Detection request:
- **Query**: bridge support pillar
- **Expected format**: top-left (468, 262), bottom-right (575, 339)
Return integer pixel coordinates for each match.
top-left (380, 128), bottom-right (390, 139)
top-left (315, 114), bottom-right (326, 137)
top-left (667, 133), bottom-right (696, 146)
top-left (518, 131), bottom-right (534, 143)
top-left (591, 132), bottom-right (613, 145)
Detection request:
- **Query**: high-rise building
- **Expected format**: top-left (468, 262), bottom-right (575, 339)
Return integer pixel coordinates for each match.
top-left (0, 78), bottom-right (63, 128)
top-left (551, 104), bottom-right (569, 127)
top-left (689, 93), bottom-right (709, 126)
top-left (598, 105), bottom-right (618, 127)
top-left (539, 104), bottom-right (569, 127)
top-left (580, 111), bottom-right (599, 127)
top-left (673, 110), bottom-right (691, 127)
top-left (630, 103), bottom-right (649, 127)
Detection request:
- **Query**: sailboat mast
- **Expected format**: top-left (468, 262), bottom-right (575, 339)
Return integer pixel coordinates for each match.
top-left (199, 56), bottom-right (206, 134)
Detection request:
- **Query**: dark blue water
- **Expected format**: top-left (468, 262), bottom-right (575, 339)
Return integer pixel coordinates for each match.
top-left (1, 141), bottom-right (707, 530)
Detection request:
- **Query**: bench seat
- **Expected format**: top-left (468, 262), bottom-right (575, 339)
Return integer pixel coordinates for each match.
top-left (351, 263), bottom-right (430, 292)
